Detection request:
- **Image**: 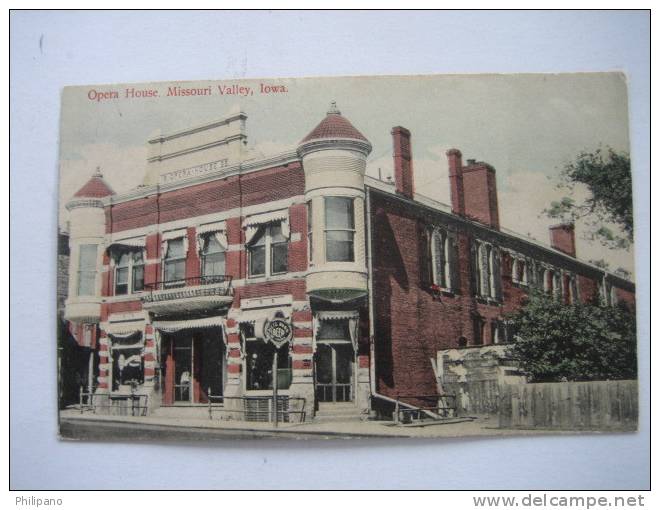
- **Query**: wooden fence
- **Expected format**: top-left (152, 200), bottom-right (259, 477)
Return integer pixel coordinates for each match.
top-left (498, 380), bottom-right (638, 431)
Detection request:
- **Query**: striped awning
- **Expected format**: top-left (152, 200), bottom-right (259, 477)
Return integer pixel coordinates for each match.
top-left (153, 315), bottom-right (225, 333)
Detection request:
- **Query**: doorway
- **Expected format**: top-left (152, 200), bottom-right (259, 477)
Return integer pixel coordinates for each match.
top-left (315, 342), bottom-right (354, 403)
top-left (161, 328), bottom-right (225, 405)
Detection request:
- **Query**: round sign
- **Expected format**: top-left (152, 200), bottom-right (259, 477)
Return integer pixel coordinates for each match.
top-left (264, 318), bottom-right (293, 346)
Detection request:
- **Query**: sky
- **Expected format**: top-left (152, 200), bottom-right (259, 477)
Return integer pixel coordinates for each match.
top-left (59, 73), bottom-right (634, 275)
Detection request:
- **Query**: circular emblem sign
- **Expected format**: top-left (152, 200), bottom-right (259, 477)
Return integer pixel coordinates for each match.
top-left (264, 318), bottom-right (293, 347)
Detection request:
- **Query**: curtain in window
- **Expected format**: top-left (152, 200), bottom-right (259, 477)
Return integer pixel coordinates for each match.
top-left (244, 209), bottom-right (290, 245)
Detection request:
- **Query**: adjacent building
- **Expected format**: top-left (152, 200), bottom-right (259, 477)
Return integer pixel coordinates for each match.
top-left (62, 103), bottom-right (635, 420)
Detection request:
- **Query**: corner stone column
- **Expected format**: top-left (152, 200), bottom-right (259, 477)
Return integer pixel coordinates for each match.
top-left (94, 330), bottom-right (111, 414)
top-left (224, 317), bottom-right (244, 420)
top-left (142, 325), bottom-right (159, 413)
top-left (290, 302), bottom-right (315, 421)
top-left (356, 354), bottom-right (370, 416)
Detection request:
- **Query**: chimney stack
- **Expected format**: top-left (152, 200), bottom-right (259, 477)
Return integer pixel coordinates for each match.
top-left (447, 150), bottom-right (500, 230)
top-left (549, 223), bottom-right (576, 257)
top-left (447, 149), bottom-right (465, 215)
top-left (392, 126), bottom-right (414, 199)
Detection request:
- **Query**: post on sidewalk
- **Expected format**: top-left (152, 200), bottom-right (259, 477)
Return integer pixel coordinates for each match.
top-left (272, 351), bottom-right (279, 427)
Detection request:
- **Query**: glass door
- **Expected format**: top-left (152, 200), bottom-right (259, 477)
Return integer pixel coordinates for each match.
top-left (174, 337), bottom-right (192, 402)
top-left (315, 342), bottom-right (354, 403)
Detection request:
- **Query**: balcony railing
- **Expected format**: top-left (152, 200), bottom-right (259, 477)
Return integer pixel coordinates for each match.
top-left (141, 275), bottom-right (233, 309)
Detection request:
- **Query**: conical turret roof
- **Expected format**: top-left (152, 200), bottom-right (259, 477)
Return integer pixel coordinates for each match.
top-left (300, 102), bottom-right (369, 144)
top-left (72, 168), bottom-right (114, 198)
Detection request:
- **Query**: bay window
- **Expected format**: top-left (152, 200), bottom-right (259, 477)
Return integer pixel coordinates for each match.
top-left (77, 244), bottom-right (97, 296)
top-left (325, 196), bottom-right (355, 262)
top-left (307, 200), bottom-right (313, 262)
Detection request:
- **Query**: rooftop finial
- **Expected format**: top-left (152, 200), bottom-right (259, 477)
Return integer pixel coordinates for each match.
top-left (93, 166), bottom-right (103, 178)
top-left (327, 101), bottom-right (340, 115)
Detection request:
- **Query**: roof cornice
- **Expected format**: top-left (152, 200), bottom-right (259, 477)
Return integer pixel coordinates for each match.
top-left (103, 150), bottom-right (300, 206)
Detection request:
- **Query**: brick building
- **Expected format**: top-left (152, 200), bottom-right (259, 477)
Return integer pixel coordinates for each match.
top-left (62, 103), bottom-right (635, 420)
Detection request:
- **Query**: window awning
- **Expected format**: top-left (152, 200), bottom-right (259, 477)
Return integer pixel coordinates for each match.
top-left (109, 331), bottom-right (144, 350)
top-left (196, 221), bottom-right (228, 251)
top-left (196, 220), bottom-right (226, 235)
top-left (104, 322), bottom-right (144, 336)
top-left (107, 236), bottom-right (146, 250)
top-left (243, 208), bottom-right (290, 244)
top-left (316, 311), bottom-right (359, 321)
top-left (153, 315), bottom-right (225, 333)
top-left (162, 229), bottom-right (187, 241)
top-left (313, 311), bottom-right (359, 351)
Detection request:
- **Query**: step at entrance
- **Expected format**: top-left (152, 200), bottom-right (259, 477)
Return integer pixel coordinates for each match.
top-left (314, 403), bottom-right (363, 422)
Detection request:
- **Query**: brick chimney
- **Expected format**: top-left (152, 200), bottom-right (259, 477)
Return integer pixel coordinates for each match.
top-left (549, 223), bottom-right (576, 257)
top-left (392, 126), bottom-right (414, 199)
top-left (447, 149), bottom-right (500, 230)
top-left (447, 149), bottom-right (465, 215)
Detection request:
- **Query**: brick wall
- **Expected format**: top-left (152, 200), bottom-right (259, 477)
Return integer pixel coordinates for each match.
top-left (369, 189), bottom-right (632, 402)
top-left (106, 163), bottom-right (304, 233)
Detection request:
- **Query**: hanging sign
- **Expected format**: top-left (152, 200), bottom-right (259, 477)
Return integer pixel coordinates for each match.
top-left (263, 317), bottom-right (293, 347)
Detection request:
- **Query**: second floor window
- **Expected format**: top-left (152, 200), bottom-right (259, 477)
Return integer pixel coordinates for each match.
top-left (431, 229), bottom-right (458, 291)
top-left (325, 196), bottom-right (355, 262)
top-left (201, 235), bottom-right (226, 281)
top-left (115, 250), bottom-right (144, 295)
top-left (77, 244), bottom-right (98, 296)
top-left (307, 200), bottom-right (313, 263)
top-left (511, 257), bottom-right (529, 286)
top-left (164, 238), bottom-right (186, 285)
top-left (474, 241), bottom-right (501, 300)
top-left (248, 223), bottom-right (288, 278)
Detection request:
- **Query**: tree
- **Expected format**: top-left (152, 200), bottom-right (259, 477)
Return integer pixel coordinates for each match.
top-left (506, 292), bottom-right (637, 382)
top-left (545, 148), bottom-right (633, 250)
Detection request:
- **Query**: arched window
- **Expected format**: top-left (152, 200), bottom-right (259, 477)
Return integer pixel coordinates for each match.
top-left (473, 241), bottom-right (501, 300)
top-left (431, 229), bottom-right (451, 289)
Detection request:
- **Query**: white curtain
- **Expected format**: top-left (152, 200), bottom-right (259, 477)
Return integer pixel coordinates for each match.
top-left (197, 230), bottom-right (228, 253)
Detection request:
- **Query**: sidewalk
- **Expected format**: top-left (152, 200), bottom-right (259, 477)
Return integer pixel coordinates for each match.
top-left (58, 408), bottom-right (526, 440)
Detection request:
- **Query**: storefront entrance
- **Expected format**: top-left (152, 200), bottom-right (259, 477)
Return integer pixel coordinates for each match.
top-left (315, 342), bottom-right (354, 403)
top-left (161, 328), bottom-right (225, 405)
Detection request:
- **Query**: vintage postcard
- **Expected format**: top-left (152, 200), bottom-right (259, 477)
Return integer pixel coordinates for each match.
top-left (57, 73), bottom-right (637, 440)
